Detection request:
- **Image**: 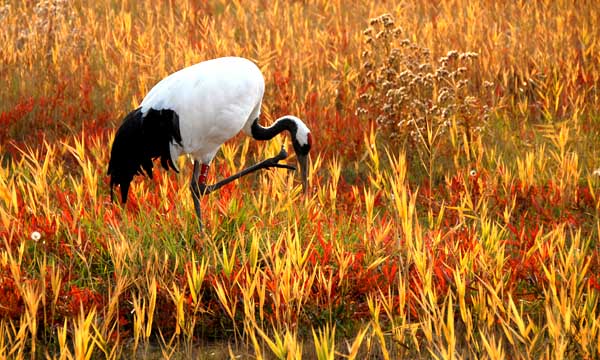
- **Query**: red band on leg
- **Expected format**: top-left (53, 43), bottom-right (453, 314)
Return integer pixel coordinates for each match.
top-left (198, 164), bottom-right (209, 184)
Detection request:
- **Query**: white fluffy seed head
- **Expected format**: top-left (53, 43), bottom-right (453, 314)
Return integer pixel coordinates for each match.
top-left (31, 231), bottom-right (41, 241)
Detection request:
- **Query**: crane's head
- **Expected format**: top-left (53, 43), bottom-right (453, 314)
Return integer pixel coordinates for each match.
top-left (289, 118), bottom-right (312, 194)
top-left (252, 115), bottom-right (312, 193)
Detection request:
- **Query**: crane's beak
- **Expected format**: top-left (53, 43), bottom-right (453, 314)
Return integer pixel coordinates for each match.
top-left (298, 153), bottom-right (309, 194)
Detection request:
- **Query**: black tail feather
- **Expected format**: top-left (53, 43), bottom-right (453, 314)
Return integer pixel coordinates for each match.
top-left (107, 107), bottom-right (182, 203)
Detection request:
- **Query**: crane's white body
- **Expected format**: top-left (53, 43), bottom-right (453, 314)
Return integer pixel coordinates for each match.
top-left (140, 57), bottom-right (265, 166)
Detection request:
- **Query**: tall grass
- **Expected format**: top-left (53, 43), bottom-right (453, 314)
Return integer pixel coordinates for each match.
top-left (1, 0), bottom-right (599, 358)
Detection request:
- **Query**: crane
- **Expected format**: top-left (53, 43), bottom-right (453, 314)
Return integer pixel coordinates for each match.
top-left (107, 57), bottom-right (312, 228)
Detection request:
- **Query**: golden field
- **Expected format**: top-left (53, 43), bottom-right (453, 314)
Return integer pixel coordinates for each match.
top-left (1, 0), bottom-right (600, 358)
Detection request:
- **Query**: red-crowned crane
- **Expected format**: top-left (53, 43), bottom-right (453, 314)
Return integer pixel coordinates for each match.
top-left (107, 57), bottom-right (312, 228)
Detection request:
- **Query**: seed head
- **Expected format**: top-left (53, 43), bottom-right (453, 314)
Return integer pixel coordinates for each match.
top-left (381, 14), bottom-right (395, 28)
top-left (436, 69), bottom-right (449, 79)
top-left (464, 96), bottom-right (478, 106)
top-left (442, 108), bottom-right (452, 119)
top-left (446, 50), bottom-right (459, 60)
top-left (31, 231), bottom-right (41, 242)
top-left (437, 89), bottom-right (450, 103)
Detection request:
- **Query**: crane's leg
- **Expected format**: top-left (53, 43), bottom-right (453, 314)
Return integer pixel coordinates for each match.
top-left (190, 148), bottom-right (293, 229)
top-left (200, 146), bottom-right (295, 195)
top-left (190, 160), bottom-right (209, 229)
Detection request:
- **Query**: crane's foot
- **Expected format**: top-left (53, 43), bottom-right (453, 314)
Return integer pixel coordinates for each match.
top-left (264, 146), bottom-right (296, 170)
top-left (265, 161), bottom-right (296, 171)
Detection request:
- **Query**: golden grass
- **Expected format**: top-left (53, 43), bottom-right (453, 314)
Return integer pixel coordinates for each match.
top-left (1, 0), bottom-right (600, 358)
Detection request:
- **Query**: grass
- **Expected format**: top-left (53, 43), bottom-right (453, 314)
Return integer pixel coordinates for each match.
top-left (1, 0), bottom-right (600, 358)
